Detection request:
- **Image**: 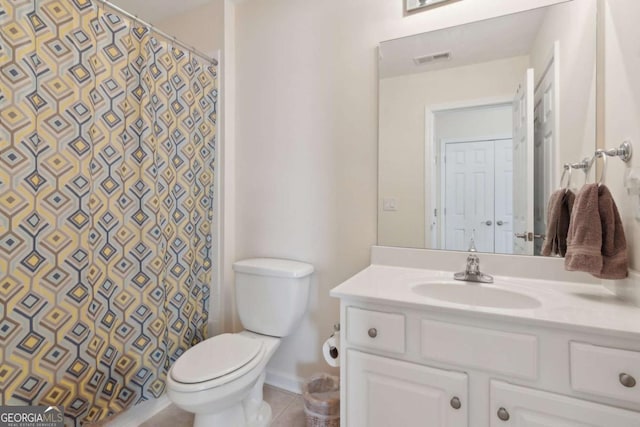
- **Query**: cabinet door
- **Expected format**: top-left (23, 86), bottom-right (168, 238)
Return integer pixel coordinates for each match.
top-left (346, 350), bottom-right (468, 427)
top-left (490, 380), bottom-right (640, 426)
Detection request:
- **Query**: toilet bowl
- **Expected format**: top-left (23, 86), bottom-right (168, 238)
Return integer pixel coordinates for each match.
top-left (166, 258), bottom-right (313, 427)
top-left (167, 331), bottom-right (280, 427)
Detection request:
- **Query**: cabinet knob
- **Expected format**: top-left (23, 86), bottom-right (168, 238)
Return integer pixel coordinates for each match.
top-left (619, 373), bottom-right (636, 388)
top-left (497, 407), bottom-right (510, 421)
top-left (450, 396), bottom-right (461, 410)
top-left (368, 328), bottom-right (378, 338)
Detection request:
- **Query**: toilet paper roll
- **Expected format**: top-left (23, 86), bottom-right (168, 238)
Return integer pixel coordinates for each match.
top-left (322, 335), bottom-right (340, 367)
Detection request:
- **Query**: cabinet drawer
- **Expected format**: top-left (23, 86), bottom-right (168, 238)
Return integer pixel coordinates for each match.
top-left (346, 307), bottom-right (405, 354)
top-left (570, 342), bottom-right (640, 403)
top-left (420, 319), bottom-right (538, 379)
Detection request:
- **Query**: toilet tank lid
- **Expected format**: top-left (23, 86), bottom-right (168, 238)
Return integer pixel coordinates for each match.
top-left (233, 258), bottom-right (314, 278)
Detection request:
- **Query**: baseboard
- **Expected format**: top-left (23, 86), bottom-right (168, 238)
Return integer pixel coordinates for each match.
top-left (104, 394), bottom-right (171, 427)
top-left (265, 369), bottom-right (304, 395)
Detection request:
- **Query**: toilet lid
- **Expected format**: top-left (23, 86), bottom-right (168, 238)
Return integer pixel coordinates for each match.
top-left (171, 333), bottom-right (263, 384)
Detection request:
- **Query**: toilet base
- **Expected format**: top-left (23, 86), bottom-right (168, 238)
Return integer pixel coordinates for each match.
top-left (193, 400), bottom-right (272, 427)
top-left (190, 371), bottom-right (272, 427)
top-left (250, 401), bottom-right (272, 427)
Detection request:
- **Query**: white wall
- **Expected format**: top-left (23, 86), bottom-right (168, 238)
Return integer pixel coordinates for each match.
top-left (155, 1), bottom-right (225, 54)
top-left (233, 0), bottom-right (567, 389)
top-left (378, 57), bottom-right (527, 248)
top-left (602, 0), bottom-right (640, 287)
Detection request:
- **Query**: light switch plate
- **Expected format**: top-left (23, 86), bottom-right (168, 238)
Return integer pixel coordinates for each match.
top-left (624, 168), bottom-right (640, 222)
top-left (383, 198), bottom-right (398, 211)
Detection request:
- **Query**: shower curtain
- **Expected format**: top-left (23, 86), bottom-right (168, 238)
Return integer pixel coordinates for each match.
top-left (0, 0), bottom-right (216, 424)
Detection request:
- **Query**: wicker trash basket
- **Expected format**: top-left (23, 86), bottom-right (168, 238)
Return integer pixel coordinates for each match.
top-left (302, 373), bottom-right (340, 427)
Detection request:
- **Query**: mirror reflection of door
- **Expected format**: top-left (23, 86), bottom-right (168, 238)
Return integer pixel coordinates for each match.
top-left (512, 68), bottom-right (535, 255)
top-left (442, 138), bottom-right (513, 254)
top-left (533, 43), bottom-right (559, 256)
top-left (432, 104), bottom-right (514, 254)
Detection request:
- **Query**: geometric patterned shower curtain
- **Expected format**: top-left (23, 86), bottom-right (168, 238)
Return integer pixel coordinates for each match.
top-left (0, 0), bottom-right (216, 424)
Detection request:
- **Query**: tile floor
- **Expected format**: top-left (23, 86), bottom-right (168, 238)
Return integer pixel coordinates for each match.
top-left (138, 385), bottom-right (305, 427)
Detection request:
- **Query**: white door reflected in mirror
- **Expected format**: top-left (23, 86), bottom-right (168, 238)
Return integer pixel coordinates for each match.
top-left (441, 137), bottom-right (513, 254)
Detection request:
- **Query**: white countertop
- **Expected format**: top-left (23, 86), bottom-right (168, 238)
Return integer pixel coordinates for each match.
top-left (330, 265), bottom-right (640, 339)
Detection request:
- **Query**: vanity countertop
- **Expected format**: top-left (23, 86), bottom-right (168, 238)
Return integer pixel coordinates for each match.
top-left (330, 265), bottom-right (640, 339)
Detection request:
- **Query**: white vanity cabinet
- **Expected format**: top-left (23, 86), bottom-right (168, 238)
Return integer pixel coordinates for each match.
top-left (336, 301), bottom-right (640, 427)
top-left (346, 349), bottom-right (468, 427)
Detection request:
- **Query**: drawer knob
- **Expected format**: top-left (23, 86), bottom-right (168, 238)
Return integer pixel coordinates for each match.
top-left (450, 396), bottom-right (461, 410)
top-left (497, 407), bottom-right (510, 421)
top-left (619, 373), bottom-right (636, 388)
top-left (368, 328), bottom-right (378, 338)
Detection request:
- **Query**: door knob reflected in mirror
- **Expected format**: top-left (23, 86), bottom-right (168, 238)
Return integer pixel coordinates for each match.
top-left (483, 220), bottom-right (492, 226)
top-left (496, 220), bottom-right (507, 226)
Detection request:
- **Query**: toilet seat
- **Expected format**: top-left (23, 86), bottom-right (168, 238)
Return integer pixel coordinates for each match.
top-left (171, 333), bottom-right (264, 386)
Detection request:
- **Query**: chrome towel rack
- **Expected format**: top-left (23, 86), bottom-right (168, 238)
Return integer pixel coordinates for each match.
top-left (560, 141), bottom-right (633, 188)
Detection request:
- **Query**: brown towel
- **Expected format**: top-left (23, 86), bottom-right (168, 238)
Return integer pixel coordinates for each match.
top-left (565, 184), bottom-right (602, 275)
top-left (595, 185), bottom-right (628, 279)
top-left (542, 190), bottom-right (564, 256)
top-left (542, 189), bottom-right (575, 257)
top-left (565, 183), bottom-right (628, 279)
top-left (557, 190), bottom-right (576, 257)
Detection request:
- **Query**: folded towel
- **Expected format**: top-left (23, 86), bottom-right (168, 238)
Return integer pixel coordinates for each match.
top-left (542, 189), bottom-right (575, 257)
top-left (541, 190), bottom-right (564, 256)
top-left (565, 184), bottom-right (602, 275)
top-left (565, 183), bottom-right (629, 279)
top-left (594, 185), bottom-right (628, 279)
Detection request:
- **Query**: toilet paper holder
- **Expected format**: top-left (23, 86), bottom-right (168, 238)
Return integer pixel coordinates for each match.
top-left (328, 323), bottom-right (340, 358)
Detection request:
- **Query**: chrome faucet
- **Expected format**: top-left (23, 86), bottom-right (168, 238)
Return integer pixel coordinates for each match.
top-left (454, 233), bottom-right (493, 284)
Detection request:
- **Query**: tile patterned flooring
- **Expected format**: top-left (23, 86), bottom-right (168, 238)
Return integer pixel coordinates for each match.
top-left (138, 385), bottom-right (305, 427)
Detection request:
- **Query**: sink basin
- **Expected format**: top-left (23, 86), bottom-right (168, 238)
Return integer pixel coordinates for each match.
top-left (412, 282), bottom-right (541, 309)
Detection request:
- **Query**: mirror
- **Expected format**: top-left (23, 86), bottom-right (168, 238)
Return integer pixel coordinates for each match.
top-left (378, 0), bottom-right (596, 256)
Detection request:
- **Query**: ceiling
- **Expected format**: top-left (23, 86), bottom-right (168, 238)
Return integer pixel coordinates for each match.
top-left (379, 7), bottom-right (547, 79)
top-left (108, 0), bottom-right (213, 24)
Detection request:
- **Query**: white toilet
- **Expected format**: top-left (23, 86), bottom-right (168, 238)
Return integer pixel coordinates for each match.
top-left (166, 258), bottom-right (314, 427)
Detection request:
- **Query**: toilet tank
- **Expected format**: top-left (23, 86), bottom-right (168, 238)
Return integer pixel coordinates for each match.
top-left (233, 258), bottom-right (314, 337)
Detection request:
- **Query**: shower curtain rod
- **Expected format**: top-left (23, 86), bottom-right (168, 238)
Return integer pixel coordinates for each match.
top-left (94, 0), bottom-right (218, 65)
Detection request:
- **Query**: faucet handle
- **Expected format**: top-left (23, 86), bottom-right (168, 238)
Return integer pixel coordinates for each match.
top-left (468, 230), bottom-right (478, 252)
top-left (466, 253), bottom-right (480, 275)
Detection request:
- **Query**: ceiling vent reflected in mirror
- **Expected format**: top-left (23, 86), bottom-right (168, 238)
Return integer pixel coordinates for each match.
top-left (413, 52), bottom-right (452, 66)
top-left (406, 0), bottom-right (460, 14)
